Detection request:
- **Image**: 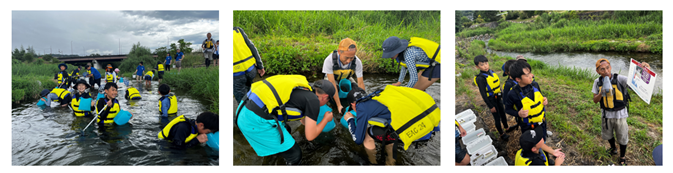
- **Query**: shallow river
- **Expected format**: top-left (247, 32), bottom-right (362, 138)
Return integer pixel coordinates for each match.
top-left (12, 79), bottom-right (218, 165)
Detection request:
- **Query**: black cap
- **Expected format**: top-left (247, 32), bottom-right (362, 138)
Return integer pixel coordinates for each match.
top-left (520, 126), bottom-right (545, 152)
top-left (40, 89), bottom-right (50, 97)
top-left (312, 80), bottom-right (335, 99)
top-left (75, 79), bottom-right (90, 89)
top-left (346, 86), bottom-right (367, 104)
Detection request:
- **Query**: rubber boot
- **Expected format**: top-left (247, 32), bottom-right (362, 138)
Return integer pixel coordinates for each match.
top-left (365, 148), bottom-right (378, 164)
top-left (385, 144), bottom-right (396, 165)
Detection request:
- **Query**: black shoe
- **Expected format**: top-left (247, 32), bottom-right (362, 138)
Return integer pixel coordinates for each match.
top-left (500, 134), bottom-right (510, 140)
top-left (619, 158), bottom-right (627, 166)
top-left (506, 126), bottom-right (518, 133)
top-left (607, 147), bottom-right (618, 155)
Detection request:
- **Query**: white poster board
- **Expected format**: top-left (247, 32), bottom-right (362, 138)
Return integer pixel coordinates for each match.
top-left (627, 59), bottom-right (656, 104)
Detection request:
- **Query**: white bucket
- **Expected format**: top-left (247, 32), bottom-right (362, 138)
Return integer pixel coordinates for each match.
top-left (485, 156), bottom-right (508, 166)
top-left (467, 136), bottom-right (493, 155)
top-left (173, 65), bottom-right (176, 68)
top-left (470, 145), bottom-right (498, 166)
top-left (133, 74), bottom-right (137, 78)
top-left (462, 128), bottom-right (486, 146)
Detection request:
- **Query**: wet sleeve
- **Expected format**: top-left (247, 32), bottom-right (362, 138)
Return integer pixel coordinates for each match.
top-left (96, 99), bottom-right (108, 120)
top-left (346, 117), bottom-right (357, 141)
top-left (239, 28), bottom-right (264, 70)
top-left (161, 99), bottom-right (170, 117)
top-left (404, 51), bottom-right (418, 88)
top-left (476, 76), bottom-right (494, 109)
top-left (171, 124), bottom-right (200, 148)
top-left (353, 106), bottom-right (370, 145)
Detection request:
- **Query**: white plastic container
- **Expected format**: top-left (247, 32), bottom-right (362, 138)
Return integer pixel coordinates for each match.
top-left (485, 156), bottom-right (508, 166)
top-left (467, 136), bottom-right (493, 155)
top-left (133, 74), bottom-right (137, 78)
top-left (173, 65), bottom-right (176, 68)
top-left (456, 109), bottom-right (477, 125)
top-left (462, 128), bottom-right (486, 146)
top-left (470, 145), bottom-right (498, 166)
top-left (461, 120), bottom-right (476, 134)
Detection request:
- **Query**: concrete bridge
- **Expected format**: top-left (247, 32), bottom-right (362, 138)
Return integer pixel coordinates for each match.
top-left (57, 54), bottom-right (159, 63)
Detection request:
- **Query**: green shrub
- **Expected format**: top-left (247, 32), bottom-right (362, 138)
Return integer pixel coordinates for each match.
top-left (162, 67), bottom-right (219, 113)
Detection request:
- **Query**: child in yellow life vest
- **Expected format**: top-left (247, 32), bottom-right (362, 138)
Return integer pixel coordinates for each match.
top-left (96, 83), bottom-right (122, 128)
top-left (156, 61), bottom-right (165, 83)
top-left (71, 79), bottom-right (94, 117)
top-left (515, 126), bottom-right (565, 166)
top-left (381, 36), bottom-right (441, 91)
top-left (473, 55), bottom-right (512, 140)
top-left (54, 63), bottom-right (70, 89)
top-left (144, 69), bottom-right (155, 88)
top-left (158, 84), bottom-right (178, 117)
top-left (158, 112), bottom-right (219, 149)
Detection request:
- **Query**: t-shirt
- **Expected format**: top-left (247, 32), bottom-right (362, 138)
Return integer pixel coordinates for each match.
top-left (136, 65), bottom-right (144, 76)
top-left (168, 119), bottom-right (201, 149)
top-left (214, 44), bottom-right (219, 55)
top-left (321, 52), bottom-right (364, 79)
top-left (175, 52), bottom-right (184, 61)
top-left (245, 89), bottom-right (320, 122)
top-left (90, 67), bottom-right (101, 79)
top-left (592, 75), bottom-right (629, 119)
top-left (165, 56), bottom-right (172, 64)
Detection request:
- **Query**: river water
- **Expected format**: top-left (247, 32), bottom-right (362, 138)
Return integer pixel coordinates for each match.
top-left (233, 74), bottom-right (441, 165)
top-left (12, 79), bottom-right (218, 165)
top-left (483, 40), bottom-right (663, 93)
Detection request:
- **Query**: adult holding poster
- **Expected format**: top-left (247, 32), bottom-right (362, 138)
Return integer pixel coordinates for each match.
top-left (591, 58), bottom-right (650, 166)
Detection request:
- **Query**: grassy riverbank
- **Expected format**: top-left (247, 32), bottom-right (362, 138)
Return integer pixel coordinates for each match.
top-left (458, 11), bottom-right (662, 54)
top-left (455, 41), bottom-right (662, 165)
top-left (234, 11), bottom-right (440, 76)
top-left (161, 67), bottom-right (219, 113)
top-left (12, 61), bottom-right (70, 103)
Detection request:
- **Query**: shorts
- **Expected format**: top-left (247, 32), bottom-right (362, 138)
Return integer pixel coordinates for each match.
top-left (421, 63), bottom-right (441, 79)
top-left (175, 61), bottom-right (182, 68)
top-left (213, 54), bottom-right (219, 60)
top-left (455, 137), bottom-right (468, 163)
top-left (367, 126), bottom-right (398, 145)
top-left (144, 76), bottom-right (152, 81)
top-left (601, 117), bottom-right (629, 145)
top-left (204, 51), bottom-right (213, 60)
top-left (158, 71), bottom-right (164, 79)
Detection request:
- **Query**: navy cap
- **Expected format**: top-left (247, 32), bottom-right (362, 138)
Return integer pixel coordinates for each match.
top-left (520, 126), bottom-right (545, 151)
top-left (40, 89), bottom-right (50, 97)
top-left (381, 36), bottom-right (408, 59)
top-left (312, 80), bottom-right (335, 99)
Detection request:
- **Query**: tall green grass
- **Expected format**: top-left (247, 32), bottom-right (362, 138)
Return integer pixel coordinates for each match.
top-left (234, 11), bottom-right (440, 75)
top-left (162, 67), bottom-right (219, 113)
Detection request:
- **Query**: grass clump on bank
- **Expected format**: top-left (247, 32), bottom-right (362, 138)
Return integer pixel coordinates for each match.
top-left (458, 11), bottom-right (662, 54)
top-left (12, 60), bottom-right (68, 103)
top-left (162, 67), bottom-right (219, 113)
top-left (455, 43), bottom-right (662, 165)
top-left (234, 11), bottom-right (440, 75)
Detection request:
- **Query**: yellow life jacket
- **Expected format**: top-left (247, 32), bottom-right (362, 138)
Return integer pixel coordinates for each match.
top-left (71, 93), bottom-right (92, 117)
top-left (106, 72), bottom-right (114, 82)
top-left (157, 115), bottom-right (198, 143)
top-left (370, 85), bottom-right (440, 150)
top-left (158, 64), bottom-right (165, 72)
top-left (473, 70), bottom-right (502, 97)
top-left (517, 86), bottom-right (546, 124)
top-left (159, 94), bottom-right (178, 116)
top-left (398, 37), bottom-right (441, 69)
top-left (233, 27), bottom-right (257, 74)
top-left (331, 50), bottom-right (357, 81)
top-left (50, 88), bottom-right (71, 100)
top-left (249, 75), bottom-right (313, 117)
top-left (145, 71), bottom-right (154, 78)
top-left (69, 70), bottom-right (79, 79)
top-left (598, 74), bottom-right (628, 111)
top-left (126, 87), bottom-right (141, 100)
top-left (57, 71), bottom-right (68, 85)
top-left (515, 149), bottom-right (549, 166)
top-left (96, 98), bottom-right (120, 124)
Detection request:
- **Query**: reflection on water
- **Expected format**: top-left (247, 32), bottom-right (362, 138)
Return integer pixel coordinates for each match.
top-left (12, 80), bottom-right (218, 165)
top-left (234, 74), bottom-right (441, 165)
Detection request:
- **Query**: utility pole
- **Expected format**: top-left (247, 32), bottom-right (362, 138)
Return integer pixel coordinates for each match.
top-left (71, 41), bottom-right (72, 55)
top-left (119, 39), bottom-right (121, 55)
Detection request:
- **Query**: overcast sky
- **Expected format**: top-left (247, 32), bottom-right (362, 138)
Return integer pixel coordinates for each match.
top-left (12, 11), bottom-right (219, 56)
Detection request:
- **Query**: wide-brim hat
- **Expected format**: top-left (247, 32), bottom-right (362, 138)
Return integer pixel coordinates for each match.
top-left (58, 63), bottom-right (68, 70)
top-left (381, 36), bottom-right (408, 59)
top-left (40, 89), bottom-right (50, 97)
top-left (75, 79), bottom-right (90, 89)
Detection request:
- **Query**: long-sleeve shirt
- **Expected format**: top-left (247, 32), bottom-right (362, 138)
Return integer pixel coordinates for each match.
top-left (236, 27), bottom-right (264, 70)
top-left (475, 70), bottom-right (497, 109)
top-left (96, 97), bottom-right (119, 127)
top-left (346, 100), bottom-right (391, 145)
top-left (168, 119), bottom-right (202, 149)
top-left (398, 46), bottom-right (431, 88)
top-left (160, 95), bottom-right (171, 117)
